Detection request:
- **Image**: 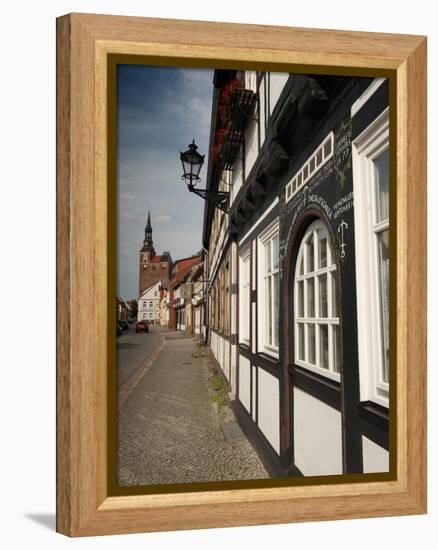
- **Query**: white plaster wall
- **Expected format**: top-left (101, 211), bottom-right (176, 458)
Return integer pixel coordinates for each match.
top-left (211, 333), bottom-right (231, 383)
top-left (257, 369), bottom-right (280, 453)
top-left (245, 118), bottom-right (258, 178)
top-left (251, 302), bottom-right (256, 354)
top-left (231, 156), bottom-right (243, 203)
top-left (238, 354), bottom-right (251, 413)
top-left (245, 70), bottom-right (257, 92)
top-left (294, 388), bottom-right (343, 476)
top-left (211, 331), bottom-right (217, 358)
top-left (362, 436), bottom-right (389, 473)
top-left (137, 298), bottom-right (160, 322)
top-left (223, 338), bottom-right (230, 382)
top-left (214, 331), bottom-right (218, 358)
top-left (269, 72), bottom-right (289, 114)
top-left (251, 365), bottom-right (257, 421)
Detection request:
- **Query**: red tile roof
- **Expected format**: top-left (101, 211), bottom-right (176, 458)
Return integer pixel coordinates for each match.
top-left (169, 256), bottom-right (202, 289)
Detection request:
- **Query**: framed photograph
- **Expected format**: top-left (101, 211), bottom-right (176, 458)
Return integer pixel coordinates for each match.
top-left (56, 13), bottom-right (427, 536)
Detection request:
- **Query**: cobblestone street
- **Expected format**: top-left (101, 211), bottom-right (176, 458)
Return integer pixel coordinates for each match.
top-left (117, 328), bottom-right (268, 486)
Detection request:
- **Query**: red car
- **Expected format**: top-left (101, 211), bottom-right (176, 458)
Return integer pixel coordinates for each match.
top-left (135, 320), bottom-right (149, 333)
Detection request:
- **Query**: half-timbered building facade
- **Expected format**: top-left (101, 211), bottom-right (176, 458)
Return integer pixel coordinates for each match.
top-left (203, 70), bottom-right (390, 477)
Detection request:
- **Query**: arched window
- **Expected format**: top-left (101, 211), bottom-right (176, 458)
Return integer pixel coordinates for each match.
top-left (294, 220), bottom-right (340, 380)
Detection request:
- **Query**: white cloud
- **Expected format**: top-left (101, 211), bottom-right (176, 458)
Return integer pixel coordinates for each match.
top-left (155, 214), bottom-right (172, 224)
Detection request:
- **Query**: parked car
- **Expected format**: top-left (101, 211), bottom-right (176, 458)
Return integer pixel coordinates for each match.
top-left (135, 320), bottom-right (149, 333)
top-left (116, 322), bottom-right (123, 336)
top-left (118, 319), bottom-right (130, 330)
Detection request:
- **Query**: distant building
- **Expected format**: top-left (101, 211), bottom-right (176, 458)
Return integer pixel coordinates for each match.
top-left (137, 281), bottom-right (161, 323)
top-left (116, 297), bottom-right (130, 322)
top-left (167, 255), bottom-right (202, 331)
top-left (158, 287), bottom-right (169, 327)
top-left (138, 211), bottom-right (173, 296)
top-left (186, 259), bottom-right (205, 336)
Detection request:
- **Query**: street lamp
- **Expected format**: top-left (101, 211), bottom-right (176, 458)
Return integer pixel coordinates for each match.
top-left (180, 139), bottom-right (205, 190)
top-left (179, 139), bottom-right (229, 213)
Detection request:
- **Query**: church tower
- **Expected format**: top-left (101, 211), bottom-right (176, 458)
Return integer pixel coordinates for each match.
top-left (141, 211), bottom-right (155, 261)
top-left (138, 211), bottom-right (172, 296)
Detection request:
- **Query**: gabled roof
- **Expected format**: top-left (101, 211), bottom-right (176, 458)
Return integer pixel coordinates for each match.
top-left (138, 280), bottom-right (161, 299)
top-left (169, 256), bottom-right (202, 289)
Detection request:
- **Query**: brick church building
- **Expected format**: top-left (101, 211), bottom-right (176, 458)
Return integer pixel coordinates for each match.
top-left (138, 211), bottom-right (173, 296)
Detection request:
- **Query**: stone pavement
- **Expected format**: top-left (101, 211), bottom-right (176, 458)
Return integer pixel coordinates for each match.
top-left (117, 331), bottom-right (268, 486)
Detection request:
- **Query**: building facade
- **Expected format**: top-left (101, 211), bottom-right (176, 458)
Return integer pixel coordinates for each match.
top-left (158, 287), bottom-right (169, 327)
top-left (116, 297), bottom-right (130, 322)
top-left (138, 211), bottom-right (173, 296)
top-left (167, 256), bottom-right (202, 331)
top-left (137, 281), bottom-right (161, 323)
top-left (190, 261), bottom-right (205, 336)
top-left (203, 70), bottom-right (390, 477)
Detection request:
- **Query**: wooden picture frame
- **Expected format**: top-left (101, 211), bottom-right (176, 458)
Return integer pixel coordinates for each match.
top-left (56, 13), bottom-right (427, 537)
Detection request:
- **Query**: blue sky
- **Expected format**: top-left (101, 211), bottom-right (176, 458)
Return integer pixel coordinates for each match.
top-left (116, 64), bottom-right (214, 299)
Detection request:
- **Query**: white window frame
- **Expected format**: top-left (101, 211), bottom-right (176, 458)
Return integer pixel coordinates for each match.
top-left (257, 219), bottom-right (280, 358)
top-left (286, 133), bottom-right (334, 202)
top-left (352, 108), bottom-right (389, 407)
top-left (238, 246), bottom-right (251, 345)
top-left (294, 220), bottom-right (341, 382)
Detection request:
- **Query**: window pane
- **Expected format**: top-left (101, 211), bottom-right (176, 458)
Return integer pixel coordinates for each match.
top-left (307, 278), bottom-right (315, 317)
top-left (266, 275), bottom-right (272, 344)
top-left (319, 274), bottom-right (328, 317)
top-left (307, 236), bottom-right (314, 272)
top-left (378, 229), bottom-right (390, 383)
top-left (299, 253), bottom-right (304, 275)
top-left (272, 235), bottom-right (279, 270)
top-left (273, 272), bottom-right (279, 346)
top-left (331, 272), bottom-right (338, 318)
top-left (316, 148), bottom-right (323, 166)
top-left (297, 280), bottom-right (304, 317)
top-left (319, 324), bottom-right (329, 369)
top-left (298, 323), bottom-right (305, 360)
top-left (374, 149), bottom-right (389, 223)
top-left (308, 324), bottom-right (316, 364)
top-left (318, 230), bottom-right (327, 268)
top-left (332, 324), bottom-right (340, 373)
top-left (265, 241), bottom-right (271, 274)
top-left (324, 138), bottom-right (332, 158)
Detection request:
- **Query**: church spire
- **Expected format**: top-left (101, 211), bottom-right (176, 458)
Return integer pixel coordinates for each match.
top-left (142, 210), bottom-right (155, 256)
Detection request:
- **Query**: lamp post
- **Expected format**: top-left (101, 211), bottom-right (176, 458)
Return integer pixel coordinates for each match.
top-left (180, 139), bottom-right (205, 190)
top-left (179, 140), bottom-right (229, 213)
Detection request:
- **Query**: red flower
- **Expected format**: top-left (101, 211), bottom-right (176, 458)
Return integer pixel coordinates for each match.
top-left (219, 78), bottom-right (243, 105)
